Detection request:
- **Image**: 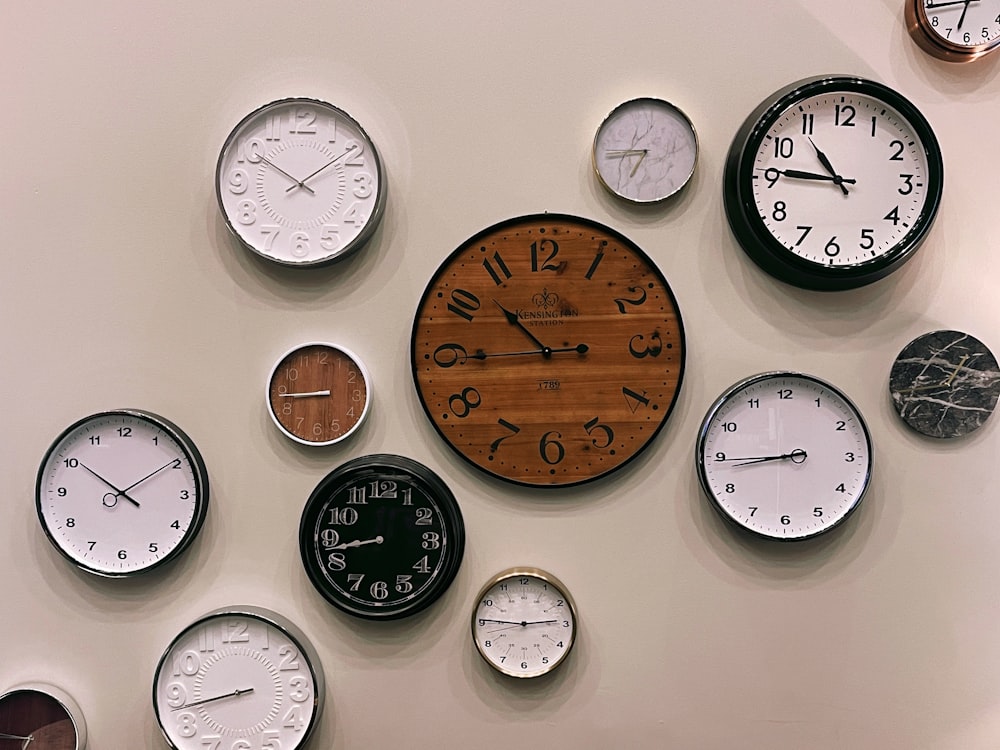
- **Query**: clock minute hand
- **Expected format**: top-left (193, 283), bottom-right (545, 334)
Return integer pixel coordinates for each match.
top-left (957, 0), bottom-right (973, 29)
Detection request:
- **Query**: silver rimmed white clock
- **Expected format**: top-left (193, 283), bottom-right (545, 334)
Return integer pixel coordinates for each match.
top-left (152, 606), bottom-right (325, 750)
top-left (216, 97), bottom-right (386, 267)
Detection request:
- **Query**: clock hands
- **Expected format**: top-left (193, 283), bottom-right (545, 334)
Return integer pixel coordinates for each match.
top-left (472, 344), bottom-right (589, 360)
top-left (901, 354), bottom-right (972, 394)
top-left (0, 732), bottom-right (33, 749)
top-left (78, 462), bottom-right (142, 508)
top-left (121, 458), bottom-right (180, 494)
top-left (718, 449), bottom-right (808, 467)
top-left (479, 618), bottom-right (559, 627)
top-left (258, 155), bottom-right (315, 194)
top-left (171, 687), bottom-right (255, 711)
top-left (327, 535), bottom-right (384, 551)
top-left (925, 0), bottom-right (978, 7)
top-left (958, 0), bottom-right (974, 28)
top-left (605, 148), bottom-right (650, 177)
top-left (493, 299), bottom-right (551, 353)
top-left (808, 137), bottom-right (851, 195)
top-left (762, 167), bottom-right (857, 186)
top-left (285, 144), bottom-right (358, 193)
top-left (278, 389), bottom-right (332, 398)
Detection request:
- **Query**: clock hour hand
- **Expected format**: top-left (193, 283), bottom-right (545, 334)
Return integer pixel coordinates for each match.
top-left (327, 535), bottom-right (384, 551)
top-left (807, 137), bottom-right (850, 195)
top-left (258, 155), bottom-right (315, 195)
top-left (471, 344), bottom-right (589, 360)
top-left (171, 687), bottom-right (255, 711)
top-left (78, 462), bottom-right (142, 508)
top-left (492, 300), bottom-right (553, 355)
top-left (725, 449), bottom-right (808, 467)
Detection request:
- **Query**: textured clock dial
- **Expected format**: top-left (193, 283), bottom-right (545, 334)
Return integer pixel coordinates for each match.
top-left (724, 76), bottom-right (943, 290)
top-left (889, 330), bottom-right (1000, 438)
top-left (216, 98), bottom-right (385, 266)
top-left (593, 97), bottom-right (698, 203)
top-left (266, 342), bottom-right (371, 446)
top-left (35, 411), bottom-right (209, 577)
top-left (298, 455), bottom-right (465, 620)
top-left (0, 687), bottom-right (83, 750)
top-left (908, 0), bottom-right (1000, 60)
top-left (697, 373), bottom-right (872, 541)
top-left (153, 608), bottom-right (323, 750)
top-left (472, 569), bottom-right (577, 679)
top-left (411, 213), bottom-right (685, 487)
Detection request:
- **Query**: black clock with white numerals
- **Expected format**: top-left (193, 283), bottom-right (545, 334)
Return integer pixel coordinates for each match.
top-left (298, 454), bottom-right (465, 620)
top-left (723, 75), bottom-right (943, 291)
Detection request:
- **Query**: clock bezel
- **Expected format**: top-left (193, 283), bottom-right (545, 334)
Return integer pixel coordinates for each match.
top-left (906, 0), bottom-right (1000, 62)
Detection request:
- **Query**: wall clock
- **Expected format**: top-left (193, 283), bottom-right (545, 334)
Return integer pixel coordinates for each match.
top-left (906, 0), bottom-right (1000, 62)
top-left (411, 213), bottom-right (685, 488)
top-left (216, 97), bottom-right (386, 267)
top-left (471, 567), bottom-right (577, 679)
top-left (696, 372), bottom-right (873, 541)
top-left (298, 454), bottom-right (465, 620)
top-left (266, 342), bottom-right (371, 446)
top-left (889, 329), bottom-right (1000, 438)
top-left (723, 75), bottom-right (943, 290)
top-left (592, 97), bottom-right (698, 203)
top-left (0, 684), bottom-right (87, 749)
top-left (35, 410), bottom-right (209, 577)
top-left (152, 606), bottom-right (324, 750)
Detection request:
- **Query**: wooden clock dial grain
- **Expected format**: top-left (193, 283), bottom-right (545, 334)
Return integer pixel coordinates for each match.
top-left (267, 343), bottom-right (370, 445)
top-left (411, 214), bottom-right (684, 487)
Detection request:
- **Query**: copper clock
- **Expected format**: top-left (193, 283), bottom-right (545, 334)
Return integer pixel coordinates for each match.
top-left (411, 213), bottom-right (685, 488)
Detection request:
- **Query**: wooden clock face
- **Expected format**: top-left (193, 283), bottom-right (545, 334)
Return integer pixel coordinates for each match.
top-left (411, 213), bottom-right (685, 487)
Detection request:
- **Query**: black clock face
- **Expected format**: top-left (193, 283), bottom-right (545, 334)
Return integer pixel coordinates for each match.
top-left (723, 75), bottom-right (943, 290)
top-left (889, 330), bottom-right (1000, 439)
top-left (298, 454), bottom-right (465, 620)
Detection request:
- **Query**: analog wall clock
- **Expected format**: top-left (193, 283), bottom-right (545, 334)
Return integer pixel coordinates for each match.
top-left (723, 75), bottom-right (943, 290)
top-left (471, 567), bottom-right (577, 679)
top-left (35, 410), bottom-right (209, 577)
top-left (152, 606), bottom-right (324, 750)
top-left (0, 684), bottom-right (87, 750)
top-left (592, 97), bottom-right (698, 203)
top-left (216, 97), bottom-right (386, 267)
top-left (696, 372), bottom-right (873, 541)
top-left (266, 342), bottom-right (372, 446)
top-left (906, 0), bottom-right (1000, 62)
top-left (411, 213), bottom-right (685, 488)
top-left (298, 454), bottom-right (465, 620)
top-left (889, 329), bottom-right (1000, 438)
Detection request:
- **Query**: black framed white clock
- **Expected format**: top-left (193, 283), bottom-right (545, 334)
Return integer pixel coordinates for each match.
top-left (298, 454), bottom-right (465, 620)
top-left (723, 75), bottom-right (944, 290)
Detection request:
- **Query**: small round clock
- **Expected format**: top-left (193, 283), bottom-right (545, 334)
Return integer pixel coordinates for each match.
top-left (471, 567), bottom-right (577, 679)
top-left (35, 410), bottom-right (209, 577)
top-left (592, 97), bottom-right (698, 203)
top-left (152, 606), bottom-right (324, 750)
top-left (723, 75), bottom-right (943, 290)
top-left (298, 454), bottom-right (465, 620)
top-left (697, 372), bottom-right (873, 541)
top-left (411, 213), bottom-right (685, 488)
top-left (889, 329), bottom-right (1000, 438)
top-left (906, 0), bottom-right (1000, 62)
top-left (266, 342), bottom-right (372, 446)
top-left (0, 684), bottom-right (87, 750)
top-left (216, 97), bottom-right (386, 267)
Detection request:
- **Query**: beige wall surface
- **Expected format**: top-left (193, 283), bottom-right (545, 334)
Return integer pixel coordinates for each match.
top-left (4, 1), bottom-right (1000, 748)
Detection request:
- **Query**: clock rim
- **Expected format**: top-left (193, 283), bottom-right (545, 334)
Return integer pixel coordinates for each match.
top-left (695, 370), bottom-right (874, 542)
top-left (723, 75), bottom-right (944, 291)
top-left (0, 683), bottom-right (87, 750)
top-left (906, 0), bottom-right (1000, 62)
top-left (297, 453), bottom-right (466, 620)
top-left (409, 211), bottom-right (687, 489)
top-left (34, 408), bottom-right (210, 578)
top-left (215, 96), bottom-right (387, 268)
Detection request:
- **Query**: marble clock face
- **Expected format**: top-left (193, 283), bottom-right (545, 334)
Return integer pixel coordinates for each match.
top-left (889, 330), bottom-right (1000, 439)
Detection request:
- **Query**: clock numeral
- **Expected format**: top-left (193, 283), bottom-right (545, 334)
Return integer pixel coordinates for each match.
top-left (236, 199), bottom-right (257, 225)
top-left (622, 387), bottom-right (651, 413)
top-left (584, 417), bottom-right (614, 449)
top-left (773, 136), bottom-right (794, 159)
top-left (368, 480), bottom-right (398, 500)
top-left (345, 140), bottom-right (366, 167)
top-left (265, 114), bottom-right (282, 141)
top-left (415, 507), bottom-right (434, 525)
top-left (530, 239), bottom-right (560, 272)
top-left (237, 137), bottom-right (265, 163)
top-left (413, 555), bottom-right (431, 574)
top-left (346, 487), bottom-right (368, 505)
top-left (860, 229), bottom-right (875, 250)
top-left (772, 201), bottom-right (787, 222)
top-left (628, 331), bottom-right (663, 358)
top-left (222, 619), bottom-right (250, 644)
top-left (884, 206), bottom-right (901, 226)
top-left (447, 288), bottom-right (481, 322)
top-left (824, 237), bottom-right (840, 257)
top-left (613, 286), bottom-right (647, 313)
top-left (489, 419), bottom-right (521, 453)
top-left (898, 174), bottom-right (915, 196)
top-left (801, 113), bottom-right (814, 135)
top-left (327, 506), bottom-right (360, 527)
top-left (353, 172), bottom-right (374, 199)
top-left (448, 386), bottom-right (482, 418)
top-left (278, 645), bottom-right (301, 671)
top-left (539, 431), bottom-right (565, 465)
top-left (344, 201), bottom-right (368, 225)
top-left (396, 575), bottom-right (414, 594)
top-left (432, 343), bottom-right (469, 368)
top-left (290, 107), bottom-right (317, 134)
top-left (834, 104), bottom-right (856, 127)
top-left (227, 168), bottom-right (248, 195)
top-left (795, 225), bottom-right (812, 246)
top-left (483, 251), bottom-right (512, 285)
top-left (585, 247), bottom-right (605, 280)
top-left (889, 139), bottom-right (905, 161)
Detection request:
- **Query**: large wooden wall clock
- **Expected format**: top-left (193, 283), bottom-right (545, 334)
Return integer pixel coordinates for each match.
top-left (411, 213), bottom-right (685, 488)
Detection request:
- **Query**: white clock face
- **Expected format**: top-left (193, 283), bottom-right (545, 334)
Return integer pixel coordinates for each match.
top-left (153, 608), bottom-right (323, 750)
top-left (593, 97), bottom-right (697, 203)
top-left (918, 0), bottom-right (1000, 52)
top-left (697, 373), bottom-right (873, 541)
top-left (749, 90), bottom-right (932, 268)
top-left (35, 411), bottom-right (208, 576)
top-left (216, 98), bottom-right (385, 267)
top-left (472, 569), bottom-right (576, 678)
